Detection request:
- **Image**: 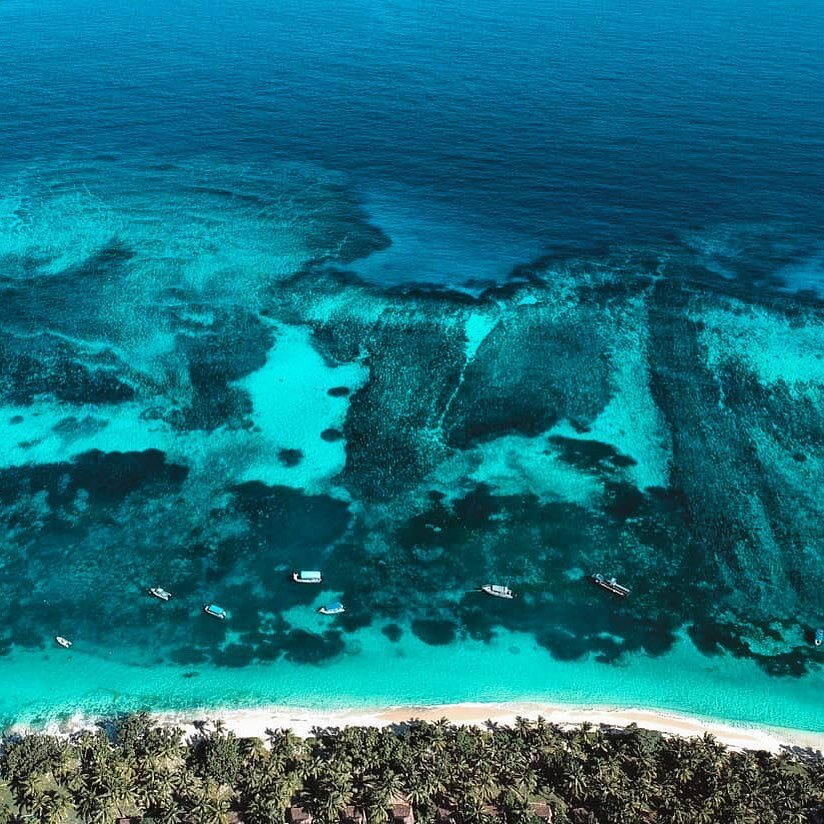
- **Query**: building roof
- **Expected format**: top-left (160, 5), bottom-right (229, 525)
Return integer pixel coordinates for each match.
top-left (529, 801), bottom-right (552, 822)
top-left (390, 803), bottom-right (413, 821)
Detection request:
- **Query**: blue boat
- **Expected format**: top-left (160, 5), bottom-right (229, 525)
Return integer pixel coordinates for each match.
top-left (319, 601), bottom-right (345, 615)
top-left (203, 604), bottom-right (227, 620)
top-left (293, 570), bottom-right (322, 584)
top-left (815, 628), bottom-right (823, 647)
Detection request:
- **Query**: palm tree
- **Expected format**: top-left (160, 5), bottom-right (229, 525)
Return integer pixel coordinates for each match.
top-left (302, 770), bottom-right (353, 824)
top-left (42, 786), bottom-right (74, 824)
top-left (561, 759), bottom-right (588, 802)
top-left (187, 779), bottom-right (231, 824)
top-left (245, 791), bottom-right (285, 824)
top-left (318, 786), bottom-right (351, 824)
top-left (138, 759), bottom-right (178, 815)
top-left (425, 718), bottom-right (451, 754)
top-left (404, 768), bottom-right (439, 810)
top-left (150, 798), bottom-right (186, 824)
top-left (73, 786), bottom-right (118, 824)
top-left (240, 736), bottom-right (268, 768)
top-left (15, 773), bottom-right (46, 816)
top-left (150, 727), bottom-right (188, 764)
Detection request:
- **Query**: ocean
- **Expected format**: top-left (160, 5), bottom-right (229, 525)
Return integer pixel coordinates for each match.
top-left (0, 0), bottom-right (823, 731)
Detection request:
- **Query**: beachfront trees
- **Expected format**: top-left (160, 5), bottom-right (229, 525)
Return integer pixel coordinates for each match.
top-left (1, 716), bottom-right (823, 823)
top-left (188, 726), bottom-right (243, 789)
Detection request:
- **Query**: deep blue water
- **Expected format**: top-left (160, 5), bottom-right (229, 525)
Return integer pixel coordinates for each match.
top-left (0, 0), bottom-right (823, 728)
top-left (2, 0), bottom-right (823, 281)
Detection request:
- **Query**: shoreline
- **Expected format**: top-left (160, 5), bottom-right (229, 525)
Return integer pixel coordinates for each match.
top-left (14, 701), bottom-right (824, 754)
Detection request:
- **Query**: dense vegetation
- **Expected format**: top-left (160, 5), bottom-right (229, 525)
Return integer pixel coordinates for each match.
top-left (0, 714), bottom-right (822, 823)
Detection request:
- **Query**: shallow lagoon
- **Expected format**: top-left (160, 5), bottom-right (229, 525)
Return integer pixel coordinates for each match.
top-left (1, 162), bottom-right (821, 729)
top-left (0, 0), bottom-right (823, 731)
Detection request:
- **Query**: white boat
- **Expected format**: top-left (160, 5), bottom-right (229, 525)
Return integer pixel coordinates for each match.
top-left (292, 570), bottom-right (322, 584)
top-left (592, 573), bottom-right (630, 597)
top-left (815, 628), bottom-right (823, 647)
top-left (482, 584), bottom-right (514, 599)
top-left (319, 601), bottom-right (345, 615)
top-left (203, 604), bottom-right (227, 619)
top-left (149, 587), bottom-right (172, 601)
top-left (55, 636), bottom-right (72, 649)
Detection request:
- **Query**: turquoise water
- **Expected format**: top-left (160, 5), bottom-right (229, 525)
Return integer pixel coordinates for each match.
top-left (0, 0), bottom-right (823, 731)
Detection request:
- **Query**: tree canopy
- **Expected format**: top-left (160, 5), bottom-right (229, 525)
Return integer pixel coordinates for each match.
top-left (1, 714), bottom-right (822, 823)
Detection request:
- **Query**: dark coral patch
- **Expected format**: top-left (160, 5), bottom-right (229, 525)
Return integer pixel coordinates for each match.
top-left (603, 482), bottom-right (647, 521)
top-left (0, 448), bottom-right (188, 510)
top-left (320, 428), bottom-right (343, 442)
top-left (212, 643), bottom-right (256, 668)
top-left (443, 305), bottom-right (612, 448)
top-left (278, 448), bottom-right (303, 467)
top-left (175, 306), bottom-right (274, 431)
top-left (0, 341), bottom-right (136, 406)
top-left (549, 436), bottom-right (637, 472)
top-left (411, 619), bottom-right (458, 646)
top-left (230, 482), bottom-right (352, 567)
top-left (327, 386), bottom-right (350, 397)
top-left (382, 623), bottom-right (403, 642)
top-left (340, 318), bottom-right (465, 500)
top-left (281, 629), bottom-right (345, 664)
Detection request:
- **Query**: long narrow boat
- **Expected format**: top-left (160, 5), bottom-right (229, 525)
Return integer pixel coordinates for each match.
top-left (815, 628), bottom-right (823, 647)
top-left (55, 636), bottom-right (72, 649)
top-left (481, 584), bottom-right (514, 599)
top-left (592, 573), bottom-right (630, 597)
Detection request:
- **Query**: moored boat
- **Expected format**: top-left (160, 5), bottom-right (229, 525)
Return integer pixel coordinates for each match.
top-left (149, 587), bottom-right (172, 601)
top-left (55, 636), bottom-right (72, 649)
top-left (592, 573), bottom-right (630, 597)
top-left (815, 628), bottom-right (823, 647)
top-left (203, 604), bottom-right (227, 619)
top-left (481, 584), bottom-right (514, 599)
top-left (319, 601), bottom-right (345, 615)
top-left (292, 570), bottom-right (322, 584)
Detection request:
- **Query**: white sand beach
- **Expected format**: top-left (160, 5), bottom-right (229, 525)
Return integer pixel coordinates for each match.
top-left (23, 702), bottom-right (824, 754)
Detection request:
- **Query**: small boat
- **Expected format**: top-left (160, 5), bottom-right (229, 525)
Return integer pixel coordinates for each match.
top-left (149, 587), bottom-right (172, 601)
top-left (292, 570), bottom-right (322, 584)
top-left (203, 604), bottom-right (227, 620)
top-left (54, 636), bottom-right (72, 649)
top-left (592, 573), bottom-right (630, 597)
top-left (319, 601), bottom-right (345, 615)
top-left (815, 628), bottom-right (823, 647)
top-left (481, 584), bottom-right (514, 599)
